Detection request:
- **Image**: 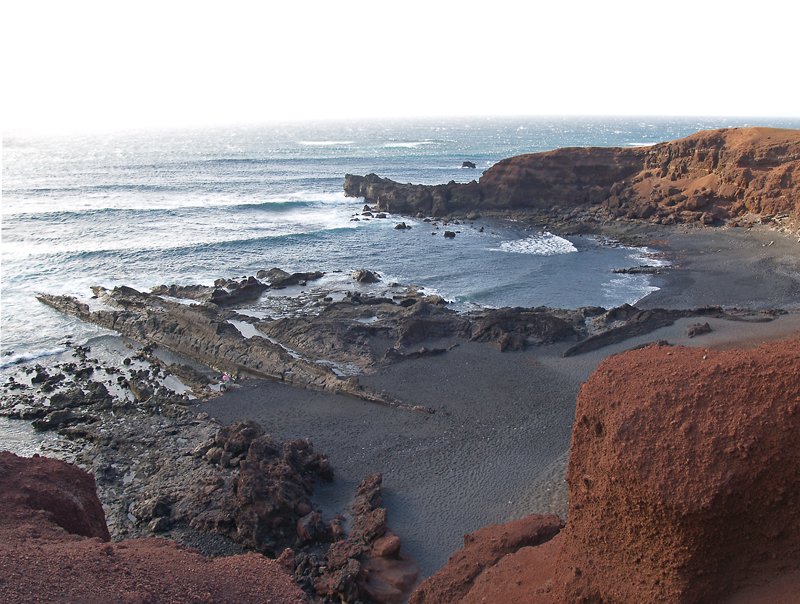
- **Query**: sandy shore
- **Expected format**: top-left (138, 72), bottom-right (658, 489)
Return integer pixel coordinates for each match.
top-left (638, 224), bottom-right (800, 310)
top-left (194, 224), bottom-right (800, 578)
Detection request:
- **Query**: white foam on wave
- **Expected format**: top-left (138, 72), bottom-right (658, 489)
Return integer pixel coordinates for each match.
top-left (603, 273), bottom-right (660, 305)
top-left (0, 347), bottom-right (68, 368)
top-left (495, 233), bottom-right (578, 256)
top-left (298, 141), bottom-right (355, 146)
top-left (628, 246), bottom-right (670, 268)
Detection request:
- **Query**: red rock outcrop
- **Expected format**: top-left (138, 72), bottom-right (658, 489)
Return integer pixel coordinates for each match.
top-left (0, 452), bottom-right (309, 603)
top-left (409, 337), bottom-right (800, 604)
top-left (554, 338), bottom-right (800, 603)
top-left (0, 450), bottom-right (111, 542)
top-left (345, 127), bottom-right (800, 229)
top-left (408, 514), bottom-right (563, 604)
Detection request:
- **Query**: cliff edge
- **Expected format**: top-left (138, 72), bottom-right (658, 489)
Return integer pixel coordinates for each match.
top-left (345, 127), bottom-right (800, 230)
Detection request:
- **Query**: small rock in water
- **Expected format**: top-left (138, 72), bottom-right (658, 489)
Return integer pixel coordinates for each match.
top-left (352, 269), bottom-right (381, 284)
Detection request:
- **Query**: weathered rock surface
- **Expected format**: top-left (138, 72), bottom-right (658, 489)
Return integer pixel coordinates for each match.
top-left (0, 452), bottom-right (309, 604)
top-left (554, 338), bottom-right (800, 603)
top-left (36, 284), bottom-right (402, 407)
top-left (1, 343), bottom-right (421, 603)
top-left (174, 420), bottom-right (335, 556)
top-left (345, 127), bottom-right (800, 231)
top-left (36, 277), bottom-right (780, 422)
top-left (410, 337), bottom-right (800, 603)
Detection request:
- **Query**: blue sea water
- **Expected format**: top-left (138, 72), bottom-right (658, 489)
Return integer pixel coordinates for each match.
top-left (3, 115), bottom-right (799, 368)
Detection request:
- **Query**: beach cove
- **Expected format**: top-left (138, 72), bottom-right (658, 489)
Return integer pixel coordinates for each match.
top-left (190, 223), bottom-right (800, 576)
top-left (3, 221), bottom-right (797, 580)
top-left (3, 124), bottom-right (800, 602)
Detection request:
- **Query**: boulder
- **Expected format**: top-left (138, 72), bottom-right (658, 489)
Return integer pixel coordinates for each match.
top-left (257, 268), bottom-right (325, 288)
top-left (686, 321), bottom-right (712, 337)
top-left (352, 269), bottom-right (381, 283)
top-left (553, 339), bottom-right (800, 602)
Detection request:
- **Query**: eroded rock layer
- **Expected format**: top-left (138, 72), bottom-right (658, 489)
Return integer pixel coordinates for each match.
top-left (554, 338), bottom-right (800, 603)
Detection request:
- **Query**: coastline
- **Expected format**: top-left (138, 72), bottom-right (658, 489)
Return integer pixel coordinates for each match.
top-left (2, 221), bottom-right (798, 584)
top-left (192, 223), bottom-right (800, 577)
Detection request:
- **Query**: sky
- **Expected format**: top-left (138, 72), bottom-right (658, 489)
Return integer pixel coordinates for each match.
top-left (3, 0), bottom-right (798, 133)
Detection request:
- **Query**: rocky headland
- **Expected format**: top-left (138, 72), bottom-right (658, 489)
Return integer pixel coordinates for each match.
top-left (3, 126), bottom-right (800, 602)
top-left (345, 126), bottom-right (800, 234)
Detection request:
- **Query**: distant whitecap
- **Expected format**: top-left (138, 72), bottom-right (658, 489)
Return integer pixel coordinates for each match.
top-left (382, 141), bottom-right (436, 148)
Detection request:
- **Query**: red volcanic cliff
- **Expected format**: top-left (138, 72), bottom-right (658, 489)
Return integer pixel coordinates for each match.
top-left (410, 337), bottom-right (800, 604)
top-left (0, 452), bottom-right (308, 604)
top-left (345, 127), bottom-right (800, 228)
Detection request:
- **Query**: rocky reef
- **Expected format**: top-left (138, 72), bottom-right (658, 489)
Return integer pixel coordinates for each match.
top-left (345, 127), bottom-right (800, 232)
top-left (409, 337), bottom-right (800, 603)
top-left (34, 274), bottom-right (776, 414)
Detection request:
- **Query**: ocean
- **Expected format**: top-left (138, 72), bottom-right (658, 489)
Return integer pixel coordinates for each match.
top-left (3, 115), bottom-right (799, 371)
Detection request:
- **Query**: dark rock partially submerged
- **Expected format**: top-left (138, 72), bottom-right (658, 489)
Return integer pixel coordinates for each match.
top-left (36, 284), bottom-right (406, 409)
top-left (35, 276), bottom-right (780, 417)
top-left (311, 473), bottom-right (420, 604)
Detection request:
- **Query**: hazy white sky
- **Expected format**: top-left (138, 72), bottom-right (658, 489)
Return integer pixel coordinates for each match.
top-left (3, 0), bottom-right (798, 133)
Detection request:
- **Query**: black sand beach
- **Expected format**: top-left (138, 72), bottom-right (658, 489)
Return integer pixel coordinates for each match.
top-left (638, 225), bottom-right (800, 310)
top-left (194, 224), bottom-right (800, 578)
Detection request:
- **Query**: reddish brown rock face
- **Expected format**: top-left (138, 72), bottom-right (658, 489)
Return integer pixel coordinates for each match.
top-left (409, 338), bottom-right (800, 604)
top-left (0, 451), bottom-right (111, 541)
top-left (554, 338), bottom-right (800, 603)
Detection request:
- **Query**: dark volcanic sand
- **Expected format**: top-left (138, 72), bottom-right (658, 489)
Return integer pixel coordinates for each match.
top-left (638, 225), bottom-right (800, 310)
top-left (194, 225), bottom-right (800, 579)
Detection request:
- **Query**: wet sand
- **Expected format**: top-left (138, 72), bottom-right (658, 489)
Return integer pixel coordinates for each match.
top-left (194, 225), bottom-right (800, 578)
